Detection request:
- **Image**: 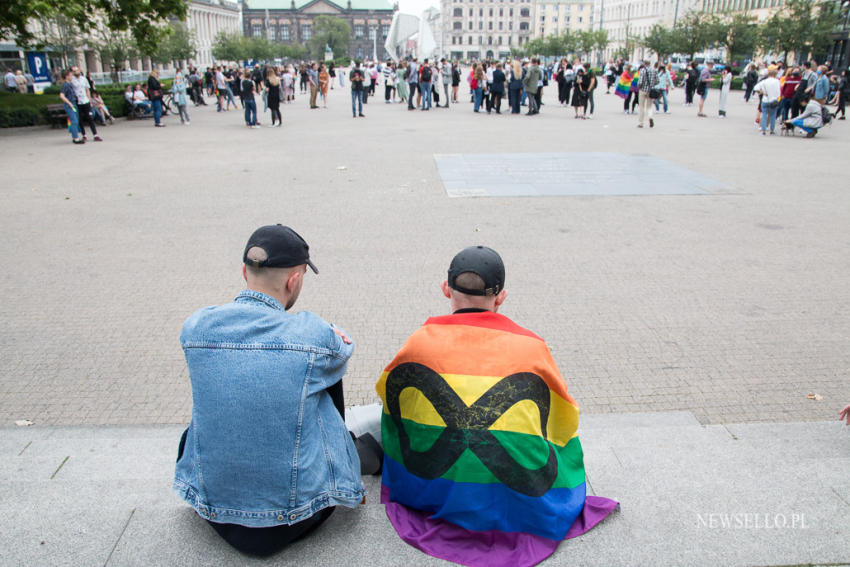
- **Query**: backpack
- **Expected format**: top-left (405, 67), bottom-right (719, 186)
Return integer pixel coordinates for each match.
top-left (821, 105), bottom-right (832, 125)
top-left (420, 65), bottom-right (432, 82)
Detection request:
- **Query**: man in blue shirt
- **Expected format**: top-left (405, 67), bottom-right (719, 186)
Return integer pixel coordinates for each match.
top-left (174, 224), bottom-right (364, 556)
top-left (813, 65), bottom-right (830, 104)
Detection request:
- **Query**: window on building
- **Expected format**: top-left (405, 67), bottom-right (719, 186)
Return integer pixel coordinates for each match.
top-left (499, 21), bottom-right (503, 29)
top-left (252, 23), bottom-right (262, 37)
top-left (498, 36), bottom-right (502, 44)
top-left (356, 47), bottom-right (363, 58)
top-left (578, 16), bottom-right (582, 22)
top-left (268, 26), bottom-right (275, 41)
top-left (369, 26), bottom-right (376, 40)
top-left (508, 36), bottom-right (512, 45)
top-left (453, 21), bottom-right (462, 30)
top-left (382, 24), bottom-right (390, 37)
top-left (468, 21), bottom-right (473, 29)
top-left (540, 15), bottom-right (545, 22)
top-left (281, 25), bottom-right (290, 40)
top-left (519, 21), bottom-right (529, 30)
top-left (489, 7), bottom-right (493, 15)
top-left (453, 7), bottom-right (462, 16)
top-left (489, 21), bottom-right (493, 29)
top-left (479, 35), bottom-right (482, 44)
top-left (355, 24), bottom-right (364, 38)
top-left (499, 8), bottom-right (503, 15)
top-left (468, 35), bottom-right (472, 44)
top-left (479, 21), bottom-right (483, 29)
top-left (488, 36), bottom-right (492, 44)
top-left (302, 24), bottom-right (311, 40)
top-left (579, 4), bottom-right (583, 9)
top-left (509, 21), bottom-right (513, 29)
top-left (479, 8), bottom-right (483, 15)
top-left (520, 8), bottom-right (530, 16)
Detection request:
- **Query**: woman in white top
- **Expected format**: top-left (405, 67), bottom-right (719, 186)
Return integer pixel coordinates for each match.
top-left (754, 68), bottom-right (782, 135)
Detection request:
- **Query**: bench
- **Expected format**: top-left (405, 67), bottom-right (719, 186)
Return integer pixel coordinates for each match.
top-left (45, 104), bottom-right (67, 128)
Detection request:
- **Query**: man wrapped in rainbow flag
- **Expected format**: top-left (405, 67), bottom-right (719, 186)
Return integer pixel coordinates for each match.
top-left (376, 246), bottom-right (618, 567)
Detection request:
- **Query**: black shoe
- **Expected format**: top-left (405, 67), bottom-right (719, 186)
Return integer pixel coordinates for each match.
top-left (359, 113), bottom-right (365, 117)
top-left (649, 118), bottom-right (654, 128)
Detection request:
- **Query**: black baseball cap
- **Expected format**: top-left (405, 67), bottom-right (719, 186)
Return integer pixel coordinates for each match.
top-left (447, 246), bottom-right (505, 296)
top-left (243, 224), bottom-right (318, 274)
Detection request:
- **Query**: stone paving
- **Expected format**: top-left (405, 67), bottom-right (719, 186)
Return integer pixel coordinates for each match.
top-left (1, 80), bottom-right (848, 426)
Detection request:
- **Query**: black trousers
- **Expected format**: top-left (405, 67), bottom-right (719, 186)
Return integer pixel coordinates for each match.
top-left (77, 103), bottom-right (97, 136)
top-left (176, 380), bottom-right (345, 557)
top-left (685, 82), bottom-right (695, 104)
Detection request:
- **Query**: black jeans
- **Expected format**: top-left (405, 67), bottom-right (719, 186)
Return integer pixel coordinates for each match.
top-left (77, 103), bottom-right (97, 136)
top-left (685, 82), bottom-right (695, 104)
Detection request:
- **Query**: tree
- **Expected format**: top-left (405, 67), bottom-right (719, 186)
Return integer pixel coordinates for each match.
top-left (763, 0), bottom-right (842, 63)
top-left (641, 24), bottom-right (677, 59)
top-left (574, 30), bottom-right (597, 59)
top-left (309, 16), bottom-right (351, 61)
top-left (2, 0), bottom-right (187, 56)
top-left (672, 11), bottom-right (723, 59)
top-left (718, 13), bottom-right (760, 64)
top-left (32, 14), bottom-right (84, 69)
top-left (162, 24), bottom-right (197, 68)
top-left (212, 31), bottom-right (245, 63)
top-left (594, 29), bottom-right (610, 54)
top-left (278, 44), bottom-right (309, 61)
top-left (244, 36), bottom-right (276, 62)
top-left (93, 27), bottom-right (138, 75)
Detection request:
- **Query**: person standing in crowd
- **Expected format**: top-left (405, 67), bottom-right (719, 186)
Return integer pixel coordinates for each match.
top-left (298, 64), bottom-right (308, 93)
top-left (369, 63), bottom-right (379, 97)
top-left (224, 68), bottom-right (239, 110)
top-left (440, 58), bottom-right (451, 108)
top-left (626, 66), bottom-right (640, 114)
top-left (571, 68), bottom-right (587, 119)
top-left (508, 59), bottom-right (523, 114)
top-left (204, 67), bottom-right (214, 96)
top-left (813, 65), bottom-right (830, 105)
top-left (696, 61), bottom-right (713, 117)
top-left (241, 70), bottom-right (259, 128)
top-left (214, 66), bottom-right (227, 111)
top-left (563, 62), bottom-right (575, 105)
top-left (307, 62), bottom-right (319, 109)
top-left (265, 68), bottom-right (282, 127)
top-left (189, 68), bottom-right (204, 106)
top-left (70, 66), bottom-right (102, 140)
top-left (171, 71), bottom-right (190, 125)
top-left (489, 62), bottom-right (505, 114)
top-left (471, 64), bottom-right (484, 112)
top-left (396, 63), bottom-right (408, 103)
top-left (14, 70), bottom-right (27, 93)
top-left (349, 60), bottom-right (365, 118)
top-left (744, 64), bottom-right (758, 102)
top-left (685, 61), bottom-right (698, 106)
top-left (147, 69), bottom-right (166, 128)
top-left (361, 64), bottom-right (371, 104)
top-left (523, 58), bottom-right (541, 115)
top-left (318, 64), bottom-right (330, 109)
top-left (418, 59), bottom-right (432, 111)
top-left (407, 58), bottom-right (419, 111)
top-left (383, 62), bottom-right (396, 103)
top-left (451, 61), bottom-right (460, 103)
top-left (717, 67), bottom-right (732, 117)
top-left (328, 62), bottom-right (336, 90)
top-left (4, 68), bottom-right (17, 92)
top-left (754, 67), bottom-right (781, 135)
top-left (779, 67), bottom-right (800, 122)
top-left (585, 67), bottom-right (597, 119)
top-left (282, 66), bottom-right (294, 103)
top-left (59, 69), bottom-right (84, 145)
top-left (637, 59), bottom-right (659, 128)
top-left (654, 63), bottom-right (672, 114)
top-left (556, 59), bottom-right (568, 104)
top-left (834, 69), bottom-right (848, 119)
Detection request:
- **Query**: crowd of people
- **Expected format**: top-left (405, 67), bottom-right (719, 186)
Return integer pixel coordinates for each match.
top-left (44, 53), bottom-right (848, 143)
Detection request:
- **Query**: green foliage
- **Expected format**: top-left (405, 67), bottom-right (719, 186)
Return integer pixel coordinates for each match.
top-left (309, 16), bottom-right (351, 61)
top-left (93, 27), bottom-right (139, 71)
top-left (2, 0), bottom-right (187, 56)
top-left (760, 0), bottom-right (839, 63)
top-left (574, 30), bottom-right (598, 58)
top-left (718, 13), bottom-right (760, 63)
top-left (642, 24), bottom-right (679, 59)
top-left (279, 44), bottom-right (309, 61)
top-left (212, 32), bottom-right (245, 62)
top-left (0, 107), bottom-right (41, 127)
top-left (671, 11), bottom-right (723, 59)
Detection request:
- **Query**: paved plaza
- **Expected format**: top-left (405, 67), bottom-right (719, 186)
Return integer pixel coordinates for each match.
top-left (1, 80), bottom-right (849, 566)
top-left (1, 83), bottom-right (848, 426)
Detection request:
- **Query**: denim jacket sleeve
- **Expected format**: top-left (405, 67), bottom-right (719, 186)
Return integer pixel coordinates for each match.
top-left (306, 321), bottom-right (354, 394)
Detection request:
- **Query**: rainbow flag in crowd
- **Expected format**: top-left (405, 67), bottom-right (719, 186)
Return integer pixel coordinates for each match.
top-left (614, 71), bottom-right (632, 98)
top-left (376, 311), bottom-right (618, 567)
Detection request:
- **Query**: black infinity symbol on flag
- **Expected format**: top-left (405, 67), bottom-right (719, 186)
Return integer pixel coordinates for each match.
top-left (385, 362), bottom-right (558, 497)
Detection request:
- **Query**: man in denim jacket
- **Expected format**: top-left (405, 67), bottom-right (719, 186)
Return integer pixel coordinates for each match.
top-left (174, 224), bottom-right (364, 556)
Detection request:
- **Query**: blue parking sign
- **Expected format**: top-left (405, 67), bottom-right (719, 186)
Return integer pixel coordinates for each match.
top-left (26, 52), bottom-right (51, 83)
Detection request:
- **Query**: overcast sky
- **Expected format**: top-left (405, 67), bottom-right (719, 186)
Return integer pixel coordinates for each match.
top-left (396, 0), bottom-right (439, 16)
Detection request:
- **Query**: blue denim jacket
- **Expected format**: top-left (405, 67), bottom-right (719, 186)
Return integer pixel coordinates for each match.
top-left (173, 289), bottom-right (364, 527)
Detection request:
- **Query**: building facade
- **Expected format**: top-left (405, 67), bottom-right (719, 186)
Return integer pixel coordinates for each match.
top-left (595, 0), bottom-right (700, 61)
top-left (533, 0), bottom-right (595, 39)
top-left (187, 0), bottom-right (243, 67)
top-left (242, 0), bottom-right (396, 61)
top-left (440, 0), bottom-right (536, 61)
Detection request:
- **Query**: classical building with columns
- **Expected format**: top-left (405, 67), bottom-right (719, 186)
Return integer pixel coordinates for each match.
top-left (533, 0), bottom-right (595, 39)
top-left (594, 0), bottom-right (699, 61)
top-left (186, 0), bottom-right (243, 67)
top-left (441, 0), bottom-right (536, 61)
top-left (242, 0), bottom-right (396, 61)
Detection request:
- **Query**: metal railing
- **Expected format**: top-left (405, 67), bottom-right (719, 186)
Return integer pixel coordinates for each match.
top-left (88, 69), bottom-right (178, 85)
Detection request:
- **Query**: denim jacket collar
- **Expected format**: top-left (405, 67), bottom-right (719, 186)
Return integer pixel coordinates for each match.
top-left (235, 289), bottom-right (285, 311)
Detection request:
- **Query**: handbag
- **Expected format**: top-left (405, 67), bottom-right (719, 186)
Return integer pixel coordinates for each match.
top-left (649, 88), bottom-right (661, 99)
top-left (696, 82), bottom-right (706, 96)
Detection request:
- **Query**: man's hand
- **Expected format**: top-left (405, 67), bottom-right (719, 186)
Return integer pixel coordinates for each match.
top-left (840, 404), bottom-right (850, 426)
top-left (334, 327), bottom-right (352, 344)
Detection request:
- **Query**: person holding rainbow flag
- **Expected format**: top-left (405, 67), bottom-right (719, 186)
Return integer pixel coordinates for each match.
top-left (376, 246), bottom-right (619, 567)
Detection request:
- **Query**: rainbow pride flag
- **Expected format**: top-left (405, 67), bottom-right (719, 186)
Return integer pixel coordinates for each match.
top-left (614, 70), bottom-right (632, 99)
top-left (376, 311), bottom-right (618, 567)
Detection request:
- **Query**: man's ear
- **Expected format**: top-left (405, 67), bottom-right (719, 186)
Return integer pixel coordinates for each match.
top-left (242, 264), bottom-right (248, 283)
top-left (286, 269), bottom-right (302, 293)
top-left (493, 289), bottom-right (508, 310)
top-left (441, 280), bottom-right (452, 299)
